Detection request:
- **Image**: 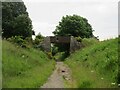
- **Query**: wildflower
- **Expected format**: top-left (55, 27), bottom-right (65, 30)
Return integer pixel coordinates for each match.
top-left (22, 55), bottom-right (25, 58)
top-left (101, 77), bottom-right (104, 80)
top-left (111, 83), bottom-right (115, 85)
top-left (118, 84), bottom-right (120, 87)
top-left (106, 48), bottom-right (108, 50)
top-left (91, 70), bottom-right (94, 72)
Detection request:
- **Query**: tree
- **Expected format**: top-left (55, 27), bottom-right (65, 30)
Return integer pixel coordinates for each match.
top-left (53, 14), bottom-right (94, 38)
top-left (34, 33), bottom-right (44, 45)
top-left (2, 1), bottom-right (32, 38)
top-left (13, 14), bottom-right (32, 38)
top-left (32, 30), bottom-right (35, 35)
top-left (35, 33), bottom-right (44, 40)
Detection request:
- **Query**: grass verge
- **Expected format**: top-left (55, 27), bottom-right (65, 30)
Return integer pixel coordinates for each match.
top-left (2, 40), bottom-right (55, 88)
top-left (65, 38), bottom-right (118, 88)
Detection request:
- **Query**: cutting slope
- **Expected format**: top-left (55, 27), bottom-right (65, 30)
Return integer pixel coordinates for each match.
top-left (2, 40), bottom-right (55, 88)
top-left (65, 38), bottom-right (118, 88)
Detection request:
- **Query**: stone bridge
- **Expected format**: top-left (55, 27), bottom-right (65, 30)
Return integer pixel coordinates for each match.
top-left (41, 36), bottom-right (81, 53)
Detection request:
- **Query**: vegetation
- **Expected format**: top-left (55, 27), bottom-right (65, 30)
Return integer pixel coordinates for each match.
top-left (2, 2), bottom-right (33, 39)
top-left (53, 14), bottom-right (93, 38)
top-left (52, 15), bottom-right (95, 54)
top-left (7, 36), bottom-right (33, 49)
top-left (2, 1), bottom-right (119, 88)
top-left (2, 2), bottom-right (56, 88)
top-left (81, 38), bottom-right (99, 47)
top-left (13, 14), bottom-right (32, 38)
top-left (33, 33), bottom-right (44, 49)
top-left (65, 38), bottom-right (118, 88)
top-left (2, 40), bottom-right (55, 88)
top-left (118, 37), bottom-right (120, 84)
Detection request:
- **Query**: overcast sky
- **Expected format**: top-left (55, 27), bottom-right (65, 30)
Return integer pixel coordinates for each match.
top-left (23, 0), bottom-right (118, 41)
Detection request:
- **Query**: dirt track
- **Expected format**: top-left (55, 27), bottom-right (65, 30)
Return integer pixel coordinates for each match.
top-left (41, 62), bottom-right (72, 88)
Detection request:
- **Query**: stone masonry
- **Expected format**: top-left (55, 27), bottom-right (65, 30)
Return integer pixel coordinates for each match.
top-left (41, 36), bottom-right (81, 53)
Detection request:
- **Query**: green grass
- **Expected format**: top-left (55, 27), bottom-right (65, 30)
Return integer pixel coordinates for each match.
top-left (2, 40), bottom-right (55, 88)
top-left (81, 38), bottom-right (99, 47)
top-left (65, 38), bottom-right (118, 88)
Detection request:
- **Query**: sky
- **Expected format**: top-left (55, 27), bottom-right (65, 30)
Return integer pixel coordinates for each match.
top-left (22, 0), bottom-right (119, 41)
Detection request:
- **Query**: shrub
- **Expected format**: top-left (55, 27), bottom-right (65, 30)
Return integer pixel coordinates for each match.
top-left (34, 33), bottom-right (44, 45)
top-left (34, 38), bottom-right (43, 45)
top-left (47, 52), bottom-right (52, 59)
top-left (75, 36), bottom-right (82, 42)
top-left (82, 38), bottom-right (98, 47)
top-left (33, 33), bottom-right (44, 50)
top-left (7, 36), bottom-right (30, 49)
top-left (51, 44), bottom-right (59, 56)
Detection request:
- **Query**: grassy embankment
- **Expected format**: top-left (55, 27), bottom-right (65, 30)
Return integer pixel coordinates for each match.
top-left (2, 40), bottom-right (55, 88)
top-left (65, 38), bottom-right (118, 88)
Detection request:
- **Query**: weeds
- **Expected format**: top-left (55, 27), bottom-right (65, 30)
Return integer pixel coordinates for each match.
top-left (65, 38), bottom-right (118, 88)
top-left (2, 40), bottom-right (55, 88)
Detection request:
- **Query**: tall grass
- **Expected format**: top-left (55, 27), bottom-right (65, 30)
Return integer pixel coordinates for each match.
top-left (81, 38), bottom-right (99, 47)
top-left (2, 40), bottom-right (55, 88)
top-left (65, 38), bottom-right (118, 88)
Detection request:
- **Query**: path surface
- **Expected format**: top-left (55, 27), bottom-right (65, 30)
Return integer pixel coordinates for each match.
top-left (41, 61), bottom-right (72, 88)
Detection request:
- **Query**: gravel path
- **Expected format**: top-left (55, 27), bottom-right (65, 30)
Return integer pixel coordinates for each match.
top-left (41, 61), bottom-right (72, 88)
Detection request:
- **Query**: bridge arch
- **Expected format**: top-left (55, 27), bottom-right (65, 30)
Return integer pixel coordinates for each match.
top-left (41, 36), bottom-right (81, 54)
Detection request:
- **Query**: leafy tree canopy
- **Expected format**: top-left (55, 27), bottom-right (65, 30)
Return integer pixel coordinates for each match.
top-left (34, 33), bottom-right (44, 45)
top-left (53, 14), bottom-right (94, 38)
top-left (13, 14), bottom-right (32, 38)
top-left (35, 33), bottom-right (44, 40)
top-left (2, 1), bottom-right (33, 39)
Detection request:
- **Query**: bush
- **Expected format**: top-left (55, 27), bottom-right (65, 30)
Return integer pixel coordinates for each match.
top-left (82, 38), bottom-right (99, 47)
top-left (46, 52), bottom-right (52, 59)
top-left (33, 43), bottom-right (44, 51)
top-left (75, 36), bottom-right (82, 42)
top-left (7, 36), bottom-right (30, 49)
top-left (34, 38), bottom-right (43, 45)
top-left (51, 44), bottom-right (59, 56)
top-left (33, 33), bottom-right (44, 49)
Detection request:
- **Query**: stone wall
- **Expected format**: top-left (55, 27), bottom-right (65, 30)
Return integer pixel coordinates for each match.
top-left (70, 36), bottom-right (81, 53)
top-left (41, 36), bottom-right (81, 53)
top-left (50, 36), bottom-right (70, 43)
top-left (41, 36), bottom-right (51, 52)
